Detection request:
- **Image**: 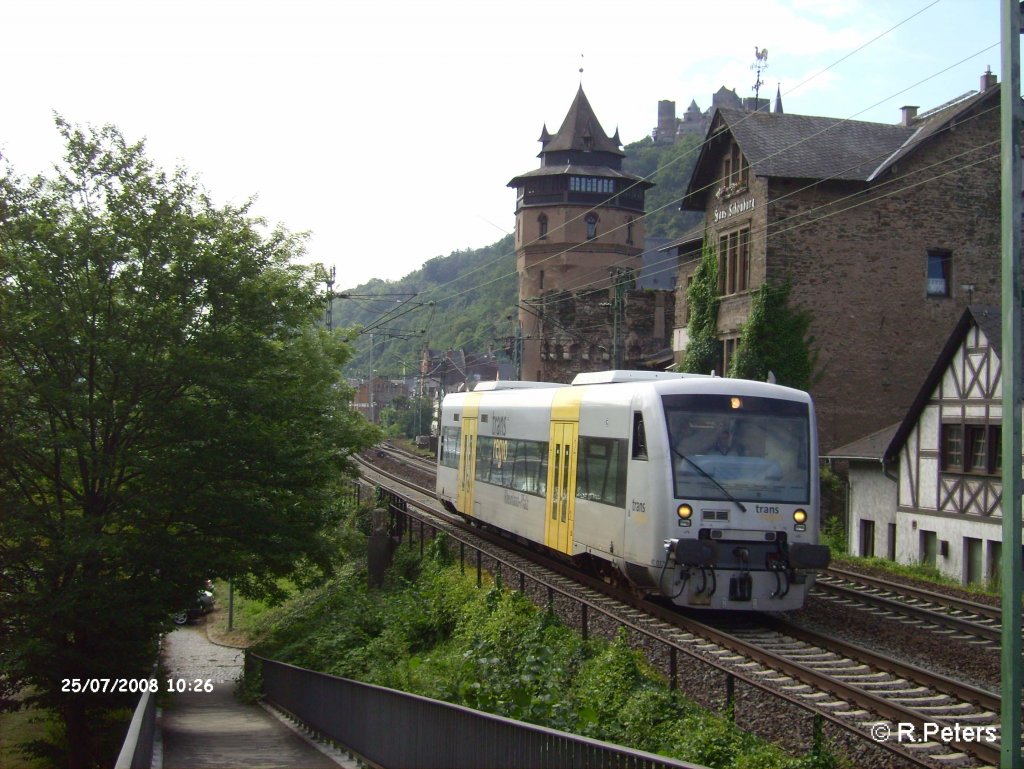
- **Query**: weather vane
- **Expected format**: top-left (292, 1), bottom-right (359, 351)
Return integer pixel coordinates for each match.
top-left (752, 46), bottom-right (768, 111)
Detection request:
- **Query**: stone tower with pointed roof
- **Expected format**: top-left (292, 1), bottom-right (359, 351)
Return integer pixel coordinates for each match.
top-left (508, 87), bottom-right (653, 381)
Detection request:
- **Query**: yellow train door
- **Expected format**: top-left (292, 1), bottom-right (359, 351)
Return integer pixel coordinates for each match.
top-left (545, 388), bottom-right (585, 553)
top-left (456, 393), bottom-right (482, 516)
top-left (544, 421), bottom-right (579, 553)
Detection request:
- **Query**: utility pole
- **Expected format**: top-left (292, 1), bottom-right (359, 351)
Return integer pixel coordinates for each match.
top-left (1000, 2), bottom-right (1022, 767)
top-left (324, 265), bottom-right (336, 332)
top-left (609, 267), bottom-right (632, 369)
top-left (507, 313), bottom-right (523, 380)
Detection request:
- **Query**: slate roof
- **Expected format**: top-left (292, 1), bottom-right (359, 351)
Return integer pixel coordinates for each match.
top-left (868, 86), bottom-right (998, 180)
top-left (827, 422), bottom-right (900, 462)
top-left (718, 108), bottom-right (914, 181)
top-left (542, 86), bottom-right (623, 157)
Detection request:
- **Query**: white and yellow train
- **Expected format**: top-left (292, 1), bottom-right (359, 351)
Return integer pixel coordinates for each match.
top-left (436, 370), bottom-right (830, 610)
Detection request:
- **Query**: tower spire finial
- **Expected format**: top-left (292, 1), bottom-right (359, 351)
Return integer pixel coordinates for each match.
top-left (579, 53), bottom-right (584, 86)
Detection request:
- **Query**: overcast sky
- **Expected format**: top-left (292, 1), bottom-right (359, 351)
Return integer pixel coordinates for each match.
top-left (4, 0), bottom-right (1013, 289)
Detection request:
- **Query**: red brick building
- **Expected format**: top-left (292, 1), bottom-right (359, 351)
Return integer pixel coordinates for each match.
top-left (671, 70), bottom-right (1005, 451)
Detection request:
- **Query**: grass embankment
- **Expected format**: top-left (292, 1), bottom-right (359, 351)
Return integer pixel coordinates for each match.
top-left (228, 525), bottom-right (844, 769)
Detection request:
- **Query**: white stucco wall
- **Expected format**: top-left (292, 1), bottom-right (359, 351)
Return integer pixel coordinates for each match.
top-left (895, 511), bottom-right (1002, 584)
top-left (847, 461), bottom-right (897, 558)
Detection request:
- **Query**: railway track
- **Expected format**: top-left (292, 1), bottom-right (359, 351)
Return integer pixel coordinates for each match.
top-left (357, 450), bottom-right (1006, 768)
top-left (813, 567), bottom-right (1003, 646)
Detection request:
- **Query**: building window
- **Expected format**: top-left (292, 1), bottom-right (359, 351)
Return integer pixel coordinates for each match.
top-left (586, 214), bottom-right (598, 240)
top-left (718, 227), bottom-right (750, 295)
top-left (965, 425), bottom-right (987, 472)
top-left (927, 249), bottom-right (952, 297)
top-left (538, 213), bottom-right (548, 239)
top-left (721, 336), bottom-right (739, 376)
top-left (942, 422), bottom-right (1001, 475)
top-left (626, 217), bottom-right (634, 245)
top-left (722, 144), bottom-right (749, 190)
top-left (570, 176), bottom-right (614, 194)
top-left (941, 423), bottom-right (963, 470)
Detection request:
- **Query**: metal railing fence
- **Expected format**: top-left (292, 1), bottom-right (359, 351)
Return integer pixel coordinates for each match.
top-left (249, 652), bottom-right (705, 769)
top-left (113, 688), bottom-right (157, 769)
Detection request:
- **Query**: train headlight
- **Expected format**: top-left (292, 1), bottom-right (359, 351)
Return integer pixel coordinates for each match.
top-left (793, 509), bottom-right (807, 524)
top-left (677, 504), bottom-right (693, 527)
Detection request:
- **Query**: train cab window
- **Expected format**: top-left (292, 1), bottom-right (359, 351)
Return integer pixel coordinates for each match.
top-left (631, 412), bottom-right (648, 460)
top-left (439, 425), bottom-right (461, 468)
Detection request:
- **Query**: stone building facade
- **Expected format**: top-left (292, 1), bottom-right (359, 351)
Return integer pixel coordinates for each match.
top-left (670, 71), bottom-right (1005, 451)
top-left (528, 286), bottom-right (675, 383)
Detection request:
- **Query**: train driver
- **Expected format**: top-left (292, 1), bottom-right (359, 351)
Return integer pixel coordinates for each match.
top-left (706, 425), bottom-right (745, 456)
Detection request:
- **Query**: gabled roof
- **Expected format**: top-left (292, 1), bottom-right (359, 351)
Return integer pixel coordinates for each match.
top-left (542, 86), bottom-right (624, 157)
top-left (883, 306), bottom-right (1002, 465)
top-left (868, 86), bottom-right (999, 181)
top-left (827, 422), bottom-right (901, 462)
top-left (683, 109), bottom-right (913, 208)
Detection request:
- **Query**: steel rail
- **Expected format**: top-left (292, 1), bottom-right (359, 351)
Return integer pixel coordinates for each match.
top-left (758, 616), bottom-right (1001, 713)
top-left (814, 579), bottom-right (1002, 643)
top-left (823, 566), bottom-right (1001, 622)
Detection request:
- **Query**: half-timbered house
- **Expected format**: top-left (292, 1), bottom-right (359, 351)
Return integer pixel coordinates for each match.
top-left (874, 306), bottom-right (1007, 584)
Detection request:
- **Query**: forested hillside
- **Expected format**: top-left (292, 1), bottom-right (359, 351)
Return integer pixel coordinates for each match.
top-left (331, 235), bottom-right (518, 378)
top-left (333, 133), bottom-right (703, 376)
top-left (622, 133), bottom-right (704, 241)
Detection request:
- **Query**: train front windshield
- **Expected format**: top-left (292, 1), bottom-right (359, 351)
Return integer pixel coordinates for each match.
top-left (663, 394), bottom-right (811, 504)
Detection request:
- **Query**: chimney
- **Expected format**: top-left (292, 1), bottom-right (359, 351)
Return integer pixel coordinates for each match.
top-left (981, 66), bottom-right (997, 91)
top-left (900, 105), bottom-right (919, 126)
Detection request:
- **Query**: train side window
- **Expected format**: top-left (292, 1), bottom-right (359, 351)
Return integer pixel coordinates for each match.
top-left (631, 412), bottom-right (648, 460)
top-left (577, 437), bottom-right (627, 507)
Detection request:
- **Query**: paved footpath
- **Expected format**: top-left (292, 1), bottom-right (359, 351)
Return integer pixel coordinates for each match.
top-left (158, 624), bottom-right (347, 769)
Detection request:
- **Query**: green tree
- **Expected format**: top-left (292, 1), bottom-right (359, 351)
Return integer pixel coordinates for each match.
top-left (379, 396), bottom-right (433, 439)
top-left (681, 236), bottom-right (721, 375)
top-left (0, 118), bottom-right (379, 768)
top-left (729, 280), bottom-right (816, 389)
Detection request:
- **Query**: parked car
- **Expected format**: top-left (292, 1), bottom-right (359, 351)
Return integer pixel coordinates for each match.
top-left (172, 586), bottom-right (215, 625)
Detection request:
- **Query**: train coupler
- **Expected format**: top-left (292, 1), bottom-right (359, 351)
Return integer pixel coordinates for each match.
top-left (728, 571), bottom-right (753, 601)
